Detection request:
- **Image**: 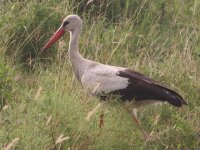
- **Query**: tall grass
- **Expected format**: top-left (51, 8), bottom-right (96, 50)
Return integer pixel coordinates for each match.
top-left (0, 0), bottom-right (200, 149)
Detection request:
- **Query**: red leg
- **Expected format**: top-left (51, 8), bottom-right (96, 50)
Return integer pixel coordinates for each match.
top-left (99, 113), bottom-right (104, 128)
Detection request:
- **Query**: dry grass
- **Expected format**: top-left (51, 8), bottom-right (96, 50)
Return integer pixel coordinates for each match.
top-left (0, 0), bottom-right (200, 149)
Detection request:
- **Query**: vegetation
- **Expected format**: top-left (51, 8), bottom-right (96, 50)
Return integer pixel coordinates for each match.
top-left (0, 0), bottom-right (200, 149)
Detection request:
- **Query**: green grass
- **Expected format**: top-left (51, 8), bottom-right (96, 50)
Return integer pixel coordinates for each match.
top-left (1, 0), bottom-right (200, 149)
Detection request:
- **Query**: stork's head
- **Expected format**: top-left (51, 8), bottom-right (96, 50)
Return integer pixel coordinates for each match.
top-left (41, 14), bottom-right (82, 52)
top-left (62, 15), bottom-right (82, 32)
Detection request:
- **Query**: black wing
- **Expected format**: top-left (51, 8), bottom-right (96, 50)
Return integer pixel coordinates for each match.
top-left (110, 69), bottom-right (187, 107)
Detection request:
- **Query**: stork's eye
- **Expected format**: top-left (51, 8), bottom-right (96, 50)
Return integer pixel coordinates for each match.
top-left (63, 21), bottom-right (70, 27)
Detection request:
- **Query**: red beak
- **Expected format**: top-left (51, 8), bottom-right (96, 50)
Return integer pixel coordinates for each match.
top-left (41, 27), bottom-right (65, 52)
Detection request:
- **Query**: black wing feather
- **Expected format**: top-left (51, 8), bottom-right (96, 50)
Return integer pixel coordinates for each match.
top-left (110, 69), bottom-right (187, 107)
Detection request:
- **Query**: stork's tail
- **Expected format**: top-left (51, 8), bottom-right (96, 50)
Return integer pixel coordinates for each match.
top-left (156, 85), bottom-right (187, 107)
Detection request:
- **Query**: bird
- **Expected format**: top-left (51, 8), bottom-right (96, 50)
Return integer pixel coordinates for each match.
top-left (41, 14), bottom-right (187, 129)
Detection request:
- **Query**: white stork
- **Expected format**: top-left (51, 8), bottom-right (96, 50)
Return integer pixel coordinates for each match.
top-left (41, 15), bottom-right (187, 128)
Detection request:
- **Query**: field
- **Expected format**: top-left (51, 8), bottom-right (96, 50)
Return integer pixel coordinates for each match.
top-left (0, 0), bottom-right (200, 149)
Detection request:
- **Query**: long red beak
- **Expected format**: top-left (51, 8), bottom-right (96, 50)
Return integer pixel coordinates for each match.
top-left (41, 27), bottom-right (65, 52)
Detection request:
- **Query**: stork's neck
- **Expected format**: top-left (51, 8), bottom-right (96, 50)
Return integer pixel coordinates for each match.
top-left (69, 28), bottom-right (87, 81)
top-left (69, 29), bottom-right (81, 55)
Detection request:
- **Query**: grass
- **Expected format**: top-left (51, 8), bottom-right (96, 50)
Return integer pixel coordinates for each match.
top-left (0, 0), bottom-right (200, 149)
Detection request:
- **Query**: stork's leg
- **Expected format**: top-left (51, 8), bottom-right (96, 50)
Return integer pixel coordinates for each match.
top-left (124, 102), bottom-right (141, 126)
top-left (86, 103), bottom-right (103, 124)
top-left (131, 108), bottom-right (140, 126)
top-left (131, 108), bottom-right (149, 140)
top-left (99, 113), bottom-right (104, 128)
top-left (85, 102), bottom-right (105, 128)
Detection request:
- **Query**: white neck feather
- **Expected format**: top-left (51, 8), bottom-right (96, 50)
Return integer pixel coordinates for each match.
top-left (69, 27), bottom-right (88, 81)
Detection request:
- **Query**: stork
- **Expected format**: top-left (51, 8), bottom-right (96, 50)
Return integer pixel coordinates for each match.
top-left (41, 15), bottom-right (187, 129)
